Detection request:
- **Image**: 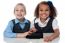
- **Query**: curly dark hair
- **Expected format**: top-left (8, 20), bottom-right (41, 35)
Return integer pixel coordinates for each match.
top-left (34, 1), bottom-right (57, 19)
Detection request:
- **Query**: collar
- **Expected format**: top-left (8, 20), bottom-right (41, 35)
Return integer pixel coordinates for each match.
top-left (35, 17), bottom-right (50, 24)
top-left (15, 18), bottom-right (29, 24)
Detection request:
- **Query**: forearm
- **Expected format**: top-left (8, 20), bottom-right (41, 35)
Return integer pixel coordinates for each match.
top-left (4, 30), bottom-right (16, 38)
top-left (50, 29), bottom-right (60, 40)
top-left (43, 29), bottom-right (60, 42)
top-left (16, 32), bottom-right (29, 38)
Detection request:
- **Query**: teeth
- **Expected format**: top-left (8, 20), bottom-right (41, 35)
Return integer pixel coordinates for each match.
top-left (43, 14), bottom-right (47, 16)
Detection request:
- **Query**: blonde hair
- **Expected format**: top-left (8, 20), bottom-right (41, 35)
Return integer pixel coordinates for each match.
top-left (14, 3), bottom-right (26, 14)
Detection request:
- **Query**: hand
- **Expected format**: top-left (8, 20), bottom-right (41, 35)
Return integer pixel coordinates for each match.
top-left (44, 36), bottom-right (49, 42)
top-left (28, 31), bottom-right (33, 35)
top-left (44, 36), bottom-right (53, 42)
top-left (30, 27), bottom-right (37, 32)
top-left (27, 28), bottom-right (37, 35)
top-left (23, 32), bottom-right (29, 36)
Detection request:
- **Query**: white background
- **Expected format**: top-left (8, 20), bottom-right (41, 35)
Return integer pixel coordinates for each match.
top-left (0, 0), bottom-right (65, 43)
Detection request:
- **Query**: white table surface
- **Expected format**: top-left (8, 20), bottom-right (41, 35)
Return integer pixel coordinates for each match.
top-left (4, 33), bottom-right (60, 43)
top-left (4, 37), bottom-right (59, 43)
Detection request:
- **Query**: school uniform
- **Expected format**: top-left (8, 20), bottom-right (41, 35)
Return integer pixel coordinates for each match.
top-left (4, 18), bottom-right (30, 38)
top-left (27, 17), bottom-right (59, 39)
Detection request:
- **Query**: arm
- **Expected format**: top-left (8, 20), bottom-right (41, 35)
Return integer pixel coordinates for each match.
top-left (4, 21), bottom-right (16, 38)
top-left (16, 32), bottom-right (29, 38)
top-left (44, 19), bottom-right (60, 42)
top-left (28, 20), bottom-right (37, 35)
top-left (49, 19), bottom-right (60, 40)
top-left (44, 29), bottom-right (60, 42)
top-left (49, 29), bottom-right (59, 39)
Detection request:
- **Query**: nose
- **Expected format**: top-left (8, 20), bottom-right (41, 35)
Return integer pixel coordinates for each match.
top-left (18, 10), bottom-right (21, 14)
top-left (42, 10), bottom-right (46, 13)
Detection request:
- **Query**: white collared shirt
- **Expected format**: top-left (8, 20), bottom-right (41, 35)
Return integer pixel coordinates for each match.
top-left (31, 18), bottom-right (59, 30)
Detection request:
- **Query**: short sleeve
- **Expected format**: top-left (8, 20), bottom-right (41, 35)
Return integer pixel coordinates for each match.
top-left (52, 19), bottom-right (59, 30)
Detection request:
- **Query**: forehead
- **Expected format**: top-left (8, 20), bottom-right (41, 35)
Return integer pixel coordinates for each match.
top-left (15, 5), bottom-right (25, 10)
top-left (39, 4), bottom-right (49, 9)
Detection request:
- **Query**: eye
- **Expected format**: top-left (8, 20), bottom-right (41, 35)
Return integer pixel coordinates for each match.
top-left (20, 10), bottom-right (24, 12)
top-left (15, 10), bottom-right (18, 11)
top-left (45, 9), bottom-right (50, 11)
top-left (40, 9), bottom-right (43, 11)
top-left (45, 9), bottom-right (49, 11)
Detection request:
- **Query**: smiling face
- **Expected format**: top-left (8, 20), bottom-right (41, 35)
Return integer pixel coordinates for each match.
top-left (39, 4), bottom-right (50, 20)
top-left (14, 4), bottom-right (26, 19)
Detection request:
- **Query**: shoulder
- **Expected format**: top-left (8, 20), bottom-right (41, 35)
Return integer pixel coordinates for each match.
top-left (34, 18), bottom-right (39, 23)
top-left (52, 18), bottom-right (59, 29)
top-left (25, 19), bottom-right (31, 23)
top-left (52, 19), bottom-right (58, 24)
top-left (8, 19), bottom-right (15, 25)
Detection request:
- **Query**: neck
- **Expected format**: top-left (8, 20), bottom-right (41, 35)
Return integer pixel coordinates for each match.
top-left (18, 18), bottom-right (25, 22)
top-left (40, 18), bottom-right (47, 23)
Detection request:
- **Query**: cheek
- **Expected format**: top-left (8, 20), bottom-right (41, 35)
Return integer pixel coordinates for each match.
top-left (21, 12), bottom-right (25, 14)
top-left (44, 11), bottom-right (50, 16)
top-left (46, 12), bottom-right (50, 16)
top-left (14, 11), bottom-right (18, 15)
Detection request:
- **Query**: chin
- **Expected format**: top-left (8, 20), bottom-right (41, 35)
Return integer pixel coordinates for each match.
top-left (41, 17), bottom-right (47, 19)
top-left (17, 17), bottom-right (22, 19)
